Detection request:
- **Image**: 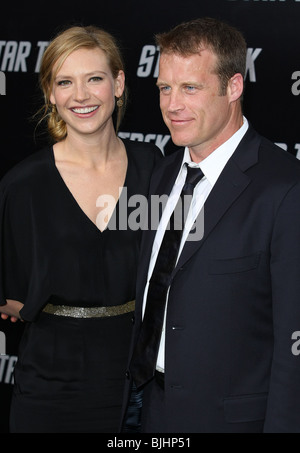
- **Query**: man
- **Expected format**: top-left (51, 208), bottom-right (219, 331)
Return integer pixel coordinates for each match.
top-left (123, 17), bottom-right (300, 433)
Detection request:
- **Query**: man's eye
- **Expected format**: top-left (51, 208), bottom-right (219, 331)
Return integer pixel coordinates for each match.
top-left (185, 86), bottom-right (196, 92)
top-left (159, 86), bottom-right (171, 94)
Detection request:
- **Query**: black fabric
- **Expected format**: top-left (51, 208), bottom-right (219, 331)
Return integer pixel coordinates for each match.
top-left (122, 383), bottom-right (143, 433)
top-left (122, 127), bottom-right (300, 432)
top-left (0, 140), bottom-right (162, 321)
top-left (130, 166), bottom-right (204, 388)
top-left (0, 139), bottom-right (162, 432)
top-left (10, 311), bottom-right (133, 433)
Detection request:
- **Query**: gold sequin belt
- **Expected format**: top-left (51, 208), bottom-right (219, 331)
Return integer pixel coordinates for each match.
top-left (42, 300), bottom-right (135, 318)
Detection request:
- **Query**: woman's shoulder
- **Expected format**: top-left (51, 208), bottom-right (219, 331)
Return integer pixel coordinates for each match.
top-left (122, 139), bottom-right (163, 166)
top-left (0, 146), bottom-right (52, 194)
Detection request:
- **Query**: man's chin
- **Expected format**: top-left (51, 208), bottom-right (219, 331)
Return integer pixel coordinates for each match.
top-left (169, 134), bottom-right (190, 148)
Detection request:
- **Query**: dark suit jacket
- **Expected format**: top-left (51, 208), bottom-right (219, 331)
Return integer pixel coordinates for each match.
top-left (122, 125), bottom-right (300, 433)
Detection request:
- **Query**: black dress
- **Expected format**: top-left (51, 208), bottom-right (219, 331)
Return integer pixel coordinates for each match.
top-left (0, 139), bottom-right (162, 433)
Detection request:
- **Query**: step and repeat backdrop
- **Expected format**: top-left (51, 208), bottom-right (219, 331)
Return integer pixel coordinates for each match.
top-left (0, 0), bottom-right (299, 432)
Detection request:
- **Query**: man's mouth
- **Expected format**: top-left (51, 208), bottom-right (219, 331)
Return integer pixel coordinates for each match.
top-left (170, 118), bottom-right (193, 126)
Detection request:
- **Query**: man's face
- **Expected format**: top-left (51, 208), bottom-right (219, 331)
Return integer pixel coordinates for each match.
top-left (157, 49), bottom-right (240, 160)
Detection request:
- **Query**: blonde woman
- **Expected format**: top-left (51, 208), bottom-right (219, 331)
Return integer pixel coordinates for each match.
top-left (0, 25), bottom-right (161, 432)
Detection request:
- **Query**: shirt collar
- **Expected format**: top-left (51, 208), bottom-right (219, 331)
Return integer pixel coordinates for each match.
top-left (178, 117), bottom-right (249, 188)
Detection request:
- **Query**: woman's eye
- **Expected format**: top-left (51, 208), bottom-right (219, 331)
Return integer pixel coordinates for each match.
top-left (89, 76), bottom-right (103, 82)
top-left (57, 80), bottom-right (71, 86)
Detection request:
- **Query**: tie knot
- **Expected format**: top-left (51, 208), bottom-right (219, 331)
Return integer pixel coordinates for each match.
top-left (185, 165), bottom-right (204, 188)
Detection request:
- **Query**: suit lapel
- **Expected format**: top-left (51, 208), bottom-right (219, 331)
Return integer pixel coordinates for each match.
top-left (174, 126), bottom-right (261, 276)
top-left (137, 125), bottom-right (262, 297)
top-left (174, 159), bottom-right (251, 275)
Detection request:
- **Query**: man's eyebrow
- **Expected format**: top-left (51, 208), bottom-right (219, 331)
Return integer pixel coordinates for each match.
top-left (156, 80), bottom-right (168, 87)
top-left (156, 80), bottom-right (205, 88)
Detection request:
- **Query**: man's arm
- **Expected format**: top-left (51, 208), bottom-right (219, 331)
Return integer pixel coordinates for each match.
top-left (264, 181), bottom-right (300, 432)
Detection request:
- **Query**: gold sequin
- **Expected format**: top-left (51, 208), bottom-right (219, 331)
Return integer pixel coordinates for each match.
top-left (42, 300), bottom-right (135, 318)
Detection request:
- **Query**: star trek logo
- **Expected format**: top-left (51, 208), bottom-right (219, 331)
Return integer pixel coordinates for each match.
top-left (137, 46), bottom-right (263, 82)
top-left (0, 41), bottom-right (49, 73)
top-left (0, 71), bottom-right (5, 95)
top-left (0, 331), bottom-right (6, 355)
top-left (0, 355), bottom-right (17, 384)
top-left (118, 131), bottom-right (170, 154)
top-left (292, 71), bottom-right (300, 95)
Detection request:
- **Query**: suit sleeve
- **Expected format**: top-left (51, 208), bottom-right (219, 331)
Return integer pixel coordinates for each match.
top-left (264, 181), bottom-right (300, 432)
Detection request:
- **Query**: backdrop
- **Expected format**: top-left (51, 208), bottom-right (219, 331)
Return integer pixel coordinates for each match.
top-left (0, 0), bottom-right (299, 432)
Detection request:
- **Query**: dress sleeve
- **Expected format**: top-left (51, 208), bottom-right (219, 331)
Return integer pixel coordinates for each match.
top-left (0, 179), bottom-right (49, 321)
top-left (0, 183), bottom-right (31, 307)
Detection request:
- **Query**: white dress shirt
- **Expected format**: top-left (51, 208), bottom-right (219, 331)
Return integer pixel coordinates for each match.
top-left (142, 117), bottom-right (249, 372)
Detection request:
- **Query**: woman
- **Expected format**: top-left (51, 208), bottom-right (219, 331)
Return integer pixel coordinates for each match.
top-left (0, 25), bottom-right (161, 432)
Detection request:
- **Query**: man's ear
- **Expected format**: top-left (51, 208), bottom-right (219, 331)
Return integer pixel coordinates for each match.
top-left (228, 73), bottom-right (244, 102)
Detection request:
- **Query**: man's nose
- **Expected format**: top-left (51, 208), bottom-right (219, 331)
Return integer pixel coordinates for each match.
top-left (167, 90), bottom-right (185, 113)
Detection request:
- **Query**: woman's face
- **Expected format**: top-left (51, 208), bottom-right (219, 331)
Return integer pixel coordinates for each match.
top-left (50, 47), bottom-right (124, 139)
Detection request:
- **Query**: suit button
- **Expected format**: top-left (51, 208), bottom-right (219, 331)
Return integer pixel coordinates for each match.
top-left (125, 370), bottom-right (130, 380)
top-left (131, 315), bottom-right (135, 325)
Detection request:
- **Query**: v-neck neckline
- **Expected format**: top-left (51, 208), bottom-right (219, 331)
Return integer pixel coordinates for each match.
top-left (48, 143), bottom-right (129, 234)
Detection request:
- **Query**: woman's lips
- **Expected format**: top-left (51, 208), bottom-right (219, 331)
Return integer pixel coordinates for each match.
top-left (71, 105), bottom-right (99, 114)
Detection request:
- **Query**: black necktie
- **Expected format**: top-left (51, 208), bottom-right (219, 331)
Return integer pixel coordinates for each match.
top-left (130, 165), bottom-right (204, 388)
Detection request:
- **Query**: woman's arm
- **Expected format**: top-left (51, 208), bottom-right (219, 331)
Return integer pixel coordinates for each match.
top-left (0, 299), bottom-right (24, 322)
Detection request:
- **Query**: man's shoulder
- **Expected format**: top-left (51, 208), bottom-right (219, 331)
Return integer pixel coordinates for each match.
top-left (259, 137), bottom-right (300, 179)
top-left (152, 148), bottom-right (184, 175)
top-left (236, 125), bottom-right (300, 183)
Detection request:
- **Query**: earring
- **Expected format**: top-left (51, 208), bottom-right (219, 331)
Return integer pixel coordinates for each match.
top-left (116, 98), bottom-right (123, 108)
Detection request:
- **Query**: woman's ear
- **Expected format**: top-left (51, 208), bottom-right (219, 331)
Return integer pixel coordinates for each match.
top-left (50, 90), bottom-right (55, 105)
top-left (115, 70), bottom-right (125, 98)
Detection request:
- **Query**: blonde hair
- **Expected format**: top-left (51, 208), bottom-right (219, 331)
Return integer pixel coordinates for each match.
top-left (38, 25), bottom-right (127, 141)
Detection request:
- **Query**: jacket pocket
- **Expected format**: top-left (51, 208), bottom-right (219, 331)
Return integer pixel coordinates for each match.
top-left (209, 252), bottom-right (261, 275)
top-left (224, 393), bottom-right (268, 423)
